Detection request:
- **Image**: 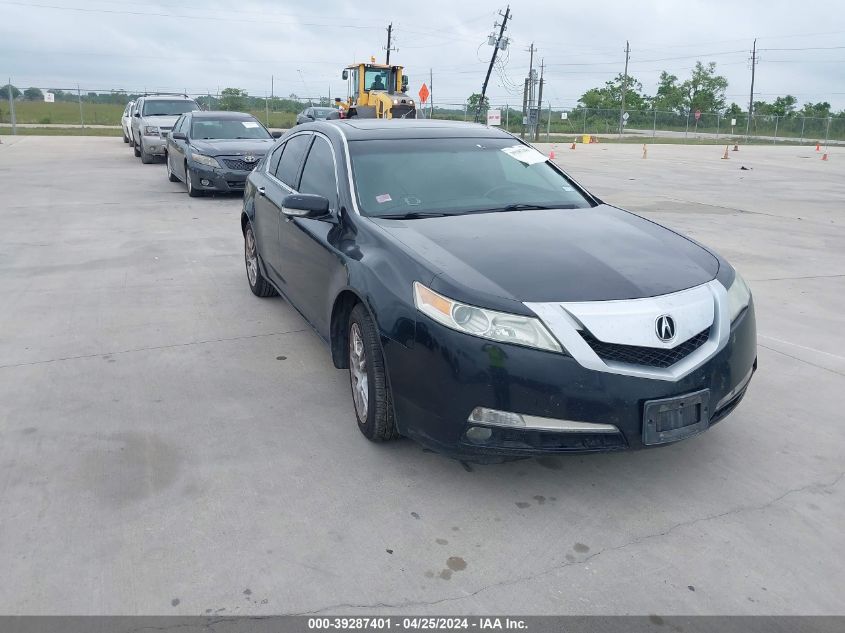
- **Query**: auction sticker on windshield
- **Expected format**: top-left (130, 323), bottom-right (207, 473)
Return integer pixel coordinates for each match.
top-left (501, 144), bottom-right (547, 165)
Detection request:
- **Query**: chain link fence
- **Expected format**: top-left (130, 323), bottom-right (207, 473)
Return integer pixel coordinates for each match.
top-left (2, 87), bottom-right (843, 145)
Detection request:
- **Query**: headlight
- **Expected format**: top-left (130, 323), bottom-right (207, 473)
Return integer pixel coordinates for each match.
top-left (143, 125), bottom-right (160, 136)
top-left (726, 272), bottom-right (751, 321)
top-left (191, 153), bottom-right (220, 168)
top-left (413, 282), bottom-right (562, 353)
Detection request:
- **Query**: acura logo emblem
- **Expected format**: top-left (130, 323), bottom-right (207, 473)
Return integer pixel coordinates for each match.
top-left (243, 155), bottom-right (257, 163)
top-left (655, 315), bottom-right (676, 342)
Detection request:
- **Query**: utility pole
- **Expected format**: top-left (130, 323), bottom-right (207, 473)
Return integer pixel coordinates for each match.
top-left (271, 75), bottom-right (274, 99)
top-left (524, 42), bottom-right (536, 137)
top-left (7, 79), bottom-right (16, 135)
top-left (385, 23), bottom-right (398, 65)
top-left (429, 68), bottom-right (434, 119)
top-left (745, 38), bottom-right (757, 140)
top-left (521, 77), bottom-right (529, 139)
top-left (619, 40), bottom-right (630, 137)
top-left (534, 59), bottom-right (544, 142)
top-left (77, 83), bottom-right (84, 129)
top-left (476, 5), bottom-right (511, 122)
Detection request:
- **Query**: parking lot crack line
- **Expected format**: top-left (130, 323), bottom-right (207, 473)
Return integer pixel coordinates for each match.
top-left (290, 471), bottom-right (844, 614)
top-left (758, 343), bottom-right (845, 378)
top-left (751, 273), bottom-right (845, 282)
top-left (0, 328), bottom-right (308, 370)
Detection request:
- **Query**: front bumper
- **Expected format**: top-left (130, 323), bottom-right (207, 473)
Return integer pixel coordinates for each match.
top-left (382, 301), bottom-right (757, 458)
top-left (142, 134), bottom-right (168, 155)
top-left (188, 162), bottom-right (255, 194)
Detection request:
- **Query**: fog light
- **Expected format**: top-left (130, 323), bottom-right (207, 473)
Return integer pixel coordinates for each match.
top-left (465, 426), bottom-right (493, 443)
top-left (469, 407), bottom-right (525, 428)
top-left (468, 406), bottom-right (619, 433)
top-left (200, 179), bottom-right (211, 186)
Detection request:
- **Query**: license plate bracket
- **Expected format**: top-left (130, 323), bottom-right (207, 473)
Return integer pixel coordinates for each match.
top-left (643, 389), bottom-right (711, 446)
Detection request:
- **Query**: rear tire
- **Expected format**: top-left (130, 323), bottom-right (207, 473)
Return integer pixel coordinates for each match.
top-left (244, 224), bottom-right (276, 297)
top-left (166, 154), bottom-right (179, 182)
top-left (122, 130), bottom-right (129, 143)
top-left (348, 304), bottom-right (399, 442)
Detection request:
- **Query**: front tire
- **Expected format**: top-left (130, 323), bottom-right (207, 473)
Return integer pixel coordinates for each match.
top-left (140, 140), bottom-right (155, 164)
top-left (244, 224), bottom-right (276, 297)
top-left (123, 130), bottom-right (129, 143)
top-left (348, 304), bottom-right (399, 442)
top-left (133, 137), bottom-right (141, 157)
top-left (185, 164), bottom-right (202, 197)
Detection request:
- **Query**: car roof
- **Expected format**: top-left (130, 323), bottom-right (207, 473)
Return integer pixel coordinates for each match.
top-left (324, 119), bottom-right (513, 141)
top-left (190, 111), bottom-right (257, 120)
top-left (142, 95), bottom-right (195, 101)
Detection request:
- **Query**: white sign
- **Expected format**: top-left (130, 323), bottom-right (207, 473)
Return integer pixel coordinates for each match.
top-left (731, 118), bottom-right (737, 126)
top-left (44, 92), bottom-right (55, 103)
top-left (622, 112), bottom-right (630, 121)
top-left (486, 109), bottom-right (501, 126)
top-left (501, 145), bottom-right (547, 166)
top-left (560, 112), bottom-right (568, 120)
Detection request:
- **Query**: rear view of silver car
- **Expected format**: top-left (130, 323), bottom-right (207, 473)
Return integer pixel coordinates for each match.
top-left (131, 94), bottom-right (199, 164)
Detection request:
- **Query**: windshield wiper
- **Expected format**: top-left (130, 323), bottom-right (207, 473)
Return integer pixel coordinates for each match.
top-left (468, 203), bottom-right (578, 214)
top-left (375, 211), bottom-right (451, 219)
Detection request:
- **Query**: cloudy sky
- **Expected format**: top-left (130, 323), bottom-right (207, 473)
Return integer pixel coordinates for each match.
top-left (1, 0), bottom-right (844, 110)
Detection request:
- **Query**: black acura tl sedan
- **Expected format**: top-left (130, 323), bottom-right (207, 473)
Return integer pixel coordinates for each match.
top-left (240, 119), bottom-right (757, 459)
top-left (165, 111), bottom-right (281, 196)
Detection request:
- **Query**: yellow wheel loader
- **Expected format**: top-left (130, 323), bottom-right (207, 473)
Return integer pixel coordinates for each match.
top-left (337, 60), bottom-right (417, 119)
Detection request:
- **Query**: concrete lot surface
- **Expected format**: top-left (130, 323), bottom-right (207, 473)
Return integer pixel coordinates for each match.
top-left (0, 136), bottom-right (843, 615)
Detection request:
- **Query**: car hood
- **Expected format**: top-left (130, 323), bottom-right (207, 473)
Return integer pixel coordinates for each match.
top-left (143, 115), bottom-right (181, 129)
top-left (189, 139), bottom-right (275, 157)
top-left (373, 205), bottom-right (720, 304)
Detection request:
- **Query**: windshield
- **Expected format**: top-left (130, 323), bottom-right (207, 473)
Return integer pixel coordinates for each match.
top-left (364, 68), bottom-right (391, 91)
top-left (190, 118), bottom-right (272, 140)
top-left (312, 108), bottom-right (335, 119)
top-left (350, 137), bottom-right (592, 217)
top-left (142, 100), bottom-right (198, 116)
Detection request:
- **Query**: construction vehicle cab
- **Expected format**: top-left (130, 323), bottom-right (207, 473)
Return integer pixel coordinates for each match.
top-left (338, 61), bottom-right (417, 120)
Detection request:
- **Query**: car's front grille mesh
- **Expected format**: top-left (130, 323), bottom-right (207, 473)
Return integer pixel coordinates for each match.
top-left (223, 159), bottom-right (259, 171)
top-left (580, 328), bottom-right (710, 368)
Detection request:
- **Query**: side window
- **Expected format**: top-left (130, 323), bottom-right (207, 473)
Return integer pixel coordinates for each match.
top-left (267, 143), bottom-right (285, 176)
top-left (275, 134), bottom-right (312, 189)
top-left (298, 137), bottom-right (337, 209)
top-left (180, 115), bottom-right (190, 135)
top-left (172, 115), bottom-right (184, 134)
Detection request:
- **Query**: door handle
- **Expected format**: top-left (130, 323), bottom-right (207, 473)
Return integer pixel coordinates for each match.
top-left (258, 187), bottom-right (266, 196)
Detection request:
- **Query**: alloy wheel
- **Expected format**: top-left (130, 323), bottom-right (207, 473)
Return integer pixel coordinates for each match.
top-left (245, 228), bottom-right (258, 287)
top-left (349, 323), bottom-right (369, 420)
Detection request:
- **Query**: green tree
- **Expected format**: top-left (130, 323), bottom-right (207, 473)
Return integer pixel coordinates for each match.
top-left (771, 95), bottom-right (797, 117)
top-left (467, 93), bottom-right (490, 113)
top-left (800, 102), bottom-right (831, 118)
top-left (652, 72), bottom-right (685, 113)
top-left (578, 74), bottom-right (647, 110)
top-left (23, 87), bottom-right (44, 101)
top-left (219, 87), bottom-right (248, 111)
top-left (724, 103), bottom-right (743, 118)
top-left (1, 83), bottom-right (21, 99)
top-left (682, 62), bottom-right (728, 113)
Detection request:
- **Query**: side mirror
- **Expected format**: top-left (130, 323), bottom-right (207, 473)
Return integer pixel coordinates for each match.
top-left (171, 132), bottom-right (186, 140)
top-left (272, 131), bottom-right (282, 138)
top-left (307, 114), bottom-right (315, 120)
top-left (134, 112), bottom-right (141, 118)
top-left (342, 70), bottom-right (349, 81)
top-left (281, 193), bottom-right (330, 219)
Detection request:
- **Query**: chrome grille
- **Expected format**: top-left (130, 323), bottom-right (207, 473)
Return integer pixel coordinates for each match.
top-left (223, 158), bottom-right (259, 171)
top-left (580, 329), bottom-right (710, 368)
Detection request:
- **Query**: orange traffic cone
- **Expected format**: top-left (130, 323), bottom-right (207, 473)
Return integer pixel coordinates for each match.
top-left (821, 153), bottom-right (829, 161)
top-left (642, 144), bottom-right (648, 159)
top-left (570, 139), bottom-right (576, 150)
top-left (816, 142), bottom-right (821, 152)
top-left (549, 149), bottom-right (556, 160)
top-left (732, 144), bottom-right (739, 151)
top-left (721, 145), bottom-right (730, 160)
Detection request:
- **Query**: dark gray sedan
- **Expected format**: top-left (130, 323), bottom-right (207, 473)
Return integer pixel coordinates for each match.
top-left (295, 107), bottom-right (337, 125)
top-left (165, 111), bottom-right (281, 197)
